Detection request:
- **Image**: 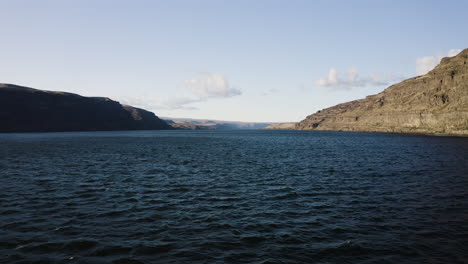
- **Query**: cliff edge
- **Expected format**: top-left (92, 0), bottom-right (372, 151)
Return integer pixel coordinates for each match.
top-left (0, 84), bottom-right (172, 132)
top-left (296, 49), bottom-right (468, 136)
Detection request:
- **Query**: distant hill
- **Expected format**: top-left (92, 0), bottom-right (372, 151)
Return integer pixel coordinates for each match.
top-left (0, 84), bottom-right (172, 132)
top-left (264, 122), bottom-right (297, 130)
top-left (162, 117), bottom-right (272, 130)
top-left (296, 49), bottom-right (468, 136)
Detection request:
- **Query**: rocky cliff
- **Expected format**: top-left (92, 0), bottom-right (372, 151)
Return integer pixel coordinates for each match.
top-left (296, 49), bottom-right (468, 136)
top-left (0, 84), bottom-right (172, 132)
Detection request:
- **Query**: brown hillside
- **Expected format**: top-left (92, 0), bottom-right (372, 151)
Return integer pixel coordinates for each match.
top-left (296, 49), bottom-right (468, 136)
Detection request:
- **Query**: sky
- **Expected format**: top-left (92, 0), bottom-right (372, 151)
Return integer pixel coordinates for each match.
top-left (1, 0), bottom-right (467, 122)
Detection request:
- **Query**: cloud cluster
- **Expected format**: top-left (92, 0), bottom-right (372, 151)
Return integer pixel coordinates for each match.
top-left (185, 73), bottom-right (241, 98)
top-left (119, 95), bottom-right (203, 111)
top-left (123, 73), bottom-right (241, 111)
top-left (262, 88), bottom-right (278, 96)
top-left (158, 97), bottom-right (201, 110)
top-left (157, 73), bottom-right (241, 109)
top-left (315, 68), bottom-right (400, 90)
top-left (416, 49), bottom-right (462, 75)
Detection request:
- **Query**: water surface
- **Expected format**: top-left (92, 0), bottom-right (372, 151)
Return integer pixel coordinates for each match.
top-left (1, 130), bottom-right (467, 263)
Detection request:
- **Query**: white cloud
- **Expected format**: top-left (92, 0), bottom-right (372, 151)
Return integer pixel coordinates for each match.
top-left (448, 49), bottom-right (462, 57)
top-left (118, 96), bottom-right (157, 109)
top-left (416, 56), bottom-right (439, 76)
top-left (315, 68), bottom-right (402, 90)
top-left (184, 73), bottom-right (241, 98)
top-left (416, 49), bottom-right (462, 75)
top-left (347, 67), bottom-right (358, 83)
top-left (159, 97), bottom-right (201, 110)
top-left (119, 73), bottom-right (241, 111)
top-left (118, 95), bottom-right (201, 111)
top-left (261, 88), bottom-right (279, 96)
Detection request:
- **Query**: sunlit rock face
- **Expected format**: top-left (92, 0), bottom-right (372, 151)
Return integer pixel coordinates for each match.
top-left (296, 49), bottom-right (468, 136)
top-left (0, 84), bottom-right (172, 132)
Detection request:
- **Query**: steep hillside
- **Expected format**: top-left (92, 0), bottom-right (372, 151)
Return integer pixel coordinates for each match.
top-left (0, 84), bottom-right (172, 132)
top-left (296, 49), bottom-right (468, 136)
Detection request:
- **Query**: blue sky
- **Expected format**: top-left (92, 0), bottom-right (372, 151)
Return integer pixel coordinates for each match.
top-left (1, 0), bottom-right (467, 122)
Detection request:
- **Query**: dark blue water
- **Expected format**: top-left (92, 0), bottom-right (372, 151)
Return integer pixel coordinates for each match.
top-left (1, 130), bottom-right (467, 264)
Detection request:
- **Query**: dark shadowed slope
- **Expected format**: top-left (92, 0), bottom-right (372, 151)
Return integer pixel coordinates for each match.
top-left (296, 49), bottom-right (468, 136)
top-left (0, 84), bottom-right (172, 132)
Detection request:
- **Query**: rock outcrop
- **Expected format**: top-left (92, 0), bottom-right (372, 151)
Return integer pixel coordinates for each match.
top-left (0, 84), bottom-right (172, 132)
top-left (296, 49), bottom-right (468, 136)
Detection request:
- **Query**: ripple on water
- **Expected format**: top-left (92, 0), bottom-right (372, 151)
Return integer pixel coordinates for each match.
top-left (0, 130), bottom-right (467, 263)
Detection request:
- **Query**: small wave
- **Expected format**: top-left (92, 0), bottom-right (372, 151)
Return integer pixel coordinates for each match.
top-left (0, 209), bottom-right (20, 215)
top-left (133, 243), bottom-right (174, 255)
top-left (112, 258), bottom-right (145, 264)
top-left (240, 235), bottom-right (267, 245)
top-left (63, 239), bottom-right (98, 251)
top-left (91, 245), bottom-right (133, 256)
top-left (315, 241), bottom-right (387, 259)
